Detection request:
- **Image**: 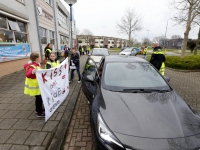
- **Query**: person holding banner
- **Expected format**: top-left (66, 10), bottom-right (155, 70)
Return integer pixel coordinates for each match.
top-left (69, 49), bottom-right (81, 83)
top-left (45, 52), bottom-right (60, 69)
top-left (24, 53), bottom-right (45, 118)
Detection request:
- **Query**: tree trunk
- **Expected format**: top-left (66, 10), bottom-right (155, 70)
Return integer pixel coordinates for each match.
top-left (194, 27), bottom-right (200, 55)
top-left (181, 4), bottom-right (192, 58)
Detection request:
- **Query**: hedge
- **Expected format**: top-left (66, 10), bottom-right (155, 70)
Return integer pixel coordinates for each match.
top-left (165, 55), bottom-right (200, 70)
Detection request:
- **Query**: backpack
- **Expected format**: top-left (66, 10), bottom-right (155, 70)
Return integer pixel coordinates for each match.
top-left (65, 47), bottom-right (69, 54)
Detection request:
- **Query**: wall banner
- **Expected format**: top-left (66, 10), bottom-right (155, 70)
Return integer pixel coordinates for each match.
top-left (36, 58), bottom-right (69, 122)
top-left (0, 44), bottom-right (30, 62)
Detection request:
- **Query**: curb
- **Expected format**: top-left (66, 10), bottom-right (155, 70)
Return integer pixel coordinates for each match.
top-left (166, 67), bottom-right (200, 72)
top-left (47, 83), bottom-right (82, 150)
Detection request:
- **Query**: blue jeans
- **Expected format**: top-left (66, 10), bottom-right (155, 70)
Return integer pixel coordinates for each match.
top-left (144, 55), bottom-right (147, 60)
top-left (70, 65), bottom-right (81, 81)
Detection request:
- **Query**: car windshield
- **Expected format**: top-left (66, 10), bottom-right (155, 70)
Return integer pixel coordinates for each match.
top-left (92, 49), bottom-right (109, 56)
top-left (123, 48), bottom-right (132, 52)
top-left (103, 62), bottom-right (170, 92)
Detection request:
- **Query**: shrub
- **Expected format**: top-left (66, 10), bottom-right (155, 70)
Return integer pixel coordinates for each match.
top-left (165, 55), bottom-right (200, 70)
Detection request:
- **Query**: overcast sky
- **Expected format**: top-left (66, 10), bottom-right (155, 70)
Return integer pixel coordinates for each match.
top-left (61, 0), bottom-right (199, 42)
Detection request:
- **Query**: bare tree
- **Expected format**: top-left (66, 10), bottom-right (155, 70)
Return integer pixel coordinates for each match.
top-left (76, 28), bottom-right (81, 48)
top-left (142, 38), bottom-right (151, 46)
top-left (171, 35), bottom-right (182, 39)
top-left (169, 0), bottom-right (200, 57)
top-left (117, 8), bottom-right (142, 46)
top-left (81, 29), bottom-right (93, 46)
top-left (153, 36), bottom-right (165, 45)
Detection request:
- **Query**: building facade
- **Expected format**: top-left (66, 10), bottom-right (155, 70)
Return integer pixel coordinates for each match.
top-left (0, 0), bottom-right (75, 77)
top-left (77, 35), bottom-right (128, 48)
top-left (0, 0), bottom-right (39, 77)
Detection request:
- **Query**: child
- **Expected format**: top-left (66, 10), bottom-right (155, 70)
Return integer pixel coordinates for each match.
top-left (24, 53), bottom-right (45, 118)
top-left (45, 52), bottom-right (60, 69)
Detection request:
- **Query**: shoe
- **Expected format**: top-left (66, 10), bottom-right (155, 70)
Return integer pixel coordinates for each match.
top-left (35, 109), bottom-right (45, 114)
top-left (37, 113), bottom-right (45, 118)
top-left (69, 80), bottom-right (73, 83)
top-left (78, 80), bottom-right (81, 83)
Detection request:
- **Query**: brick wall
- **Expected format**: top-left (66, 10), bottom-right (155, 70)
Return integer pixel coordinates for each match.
top-left (0, 58), bottom-right (29, 78)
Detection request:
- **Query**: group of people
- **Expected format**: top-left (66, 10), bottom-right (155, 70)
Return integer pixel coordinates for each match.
top-left (78, 45), bottom-right (90, 55)
top-left (24, 43), bottom-right (81, 118)
top-left (23, 42), bottom-right (165, 118)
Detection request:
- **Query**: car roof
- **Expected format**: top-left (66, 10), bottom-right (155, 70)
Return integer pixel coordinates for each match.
top-left (105, 55), bottom-right (147, 63)
top-left (90, 56), bottom-right (103, 62)
top-left (92, 48), bottom-right (109, 51)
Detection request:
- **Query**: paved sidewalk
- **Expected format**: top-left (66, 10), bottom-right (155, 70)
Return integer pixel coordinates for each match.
top-left (0, 55), bottom-right (88, 150)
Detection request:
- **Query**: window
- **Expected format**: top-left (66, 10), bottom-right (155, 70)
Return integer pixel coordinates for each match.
top-left (15, 32), bottom-right (27, 43)
top-left (0, 16), bottom-right (28, 44)
top-left (112, 42), bottom-right (114, 44)
top-left (0, 30), bottom-right (13, 43)
top-left (0, 15), bottom-right (7, 29)
top-left (58, 8), bottom-right (68, 29)
top-left (60, 35), bottom-right (68, 44)
top-left (78, 40), bottom-right (82, 43)
top-left (39, 27), bottom-right (47, 44)
top-left (8, 19), bottom-right (20, 31)
top-left (49, 30), bottom-right (54, 44)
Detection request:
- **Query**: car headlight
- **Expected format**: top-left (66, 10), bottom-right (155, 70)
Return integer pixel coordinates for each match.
top-left (97, 113), bottom-right (124, 148)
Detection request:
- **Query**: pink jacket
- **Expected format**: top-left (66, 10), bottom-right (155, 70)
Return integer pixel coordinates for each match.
top-left (24, 61), bottom-right (41, 79)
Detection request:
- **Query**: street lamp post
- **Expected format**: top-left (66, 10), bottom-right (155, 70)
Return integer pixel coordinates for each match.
top-left (147, 30), bottom-right (150, 46)
top-left (64, 0), bottom-right (77, 50)
top-left (164, 18), bottom-right (171, 48)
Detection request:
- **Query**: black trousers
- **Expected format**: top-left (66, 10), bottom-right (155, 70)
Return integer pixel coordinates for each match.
top-left (35, 95), bottom-right (43, 114)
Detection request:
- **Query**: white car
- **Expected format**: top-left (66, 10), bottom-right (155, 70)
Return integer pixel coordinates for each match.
top-left (119, 48), bottom-right (137, 56)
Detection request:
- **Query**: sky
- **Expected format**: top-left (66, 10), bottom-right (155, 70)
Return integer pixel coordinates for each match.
top-left (61, 0), bottom-right (199, 42)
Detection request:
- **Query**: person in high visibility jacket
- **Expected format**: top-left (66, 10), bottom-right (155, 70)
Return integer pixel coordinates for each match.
top-left (143, 46), bottom-right (148, 60)
top-left (87, 45), bottom-right (90, 55)
top-left (44, 43), bottom-right (53, 60)
top-left (82, 46), bottom-right (85, 55)
top-left (45, 52), bottom-right (60, 69)
top-left (24, 52), bottom-right (45, 118)
top-left (150, 43), bottom-right (166, 76)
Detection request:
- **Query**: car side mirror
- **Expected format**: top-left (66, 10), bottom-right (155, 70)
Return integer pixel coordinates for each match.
top-left (164, 76), bottom-right (170, 82)
top-left (86, 75), bottom-right (94, 82)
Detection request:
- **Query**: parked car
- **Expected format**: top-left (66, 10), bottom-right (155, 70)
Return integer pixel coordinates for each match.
top-left (90, 48), bottom-right (110, 56)
top-left (81, 55), bottom-right (200, 150)
top-left (119, 47), bottom-right (137, 56)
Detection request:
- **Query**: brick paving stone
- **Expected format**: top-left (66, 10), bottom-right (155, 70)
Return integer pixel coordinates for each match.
top-left (24, 131), bottom-right (47, 146)
top-left (9, 145), bottom-right (29, 150)
top-left (6, 130), bottom-right (31, 144)
top-left (11, 119), bottom-right (32, 130)
top-left (0, 144), bottom-right (12, 150)
top-left (0, 119), bottom-right (18, 129)
top-left (63, 91), bottom-right (95, 150)
top-left (0, 130), bottom-right (15, 144)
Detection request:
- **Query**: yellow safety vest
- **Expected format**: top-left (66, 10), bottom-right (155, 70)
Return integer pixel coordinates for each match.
top-left (45, 49), bottom-right (52, 59)
top-left (24, 65), bottom-right (41, 96)
top-left (82, 48), bottom-right (84, 52)
top-left (153, 50), bottom-right (165, 76)
top-left (45, 60), bottom-right (60, 69)
top-left (143, 48), bottom-right (147, 55)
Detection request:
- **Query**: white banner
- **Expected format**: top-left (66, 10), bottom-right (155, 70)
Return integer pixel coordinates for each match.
top-left (36, 58), bottom-right (69, 121)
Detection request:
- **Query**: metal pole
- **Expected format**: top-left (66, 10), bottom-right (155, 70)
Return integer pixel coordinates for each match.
top-left (70, 4), bottom-right (73, 49)
top-left (33, 0), bottom-right (43, 62)
top-left (53, 0), bottom-right (59, 57)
